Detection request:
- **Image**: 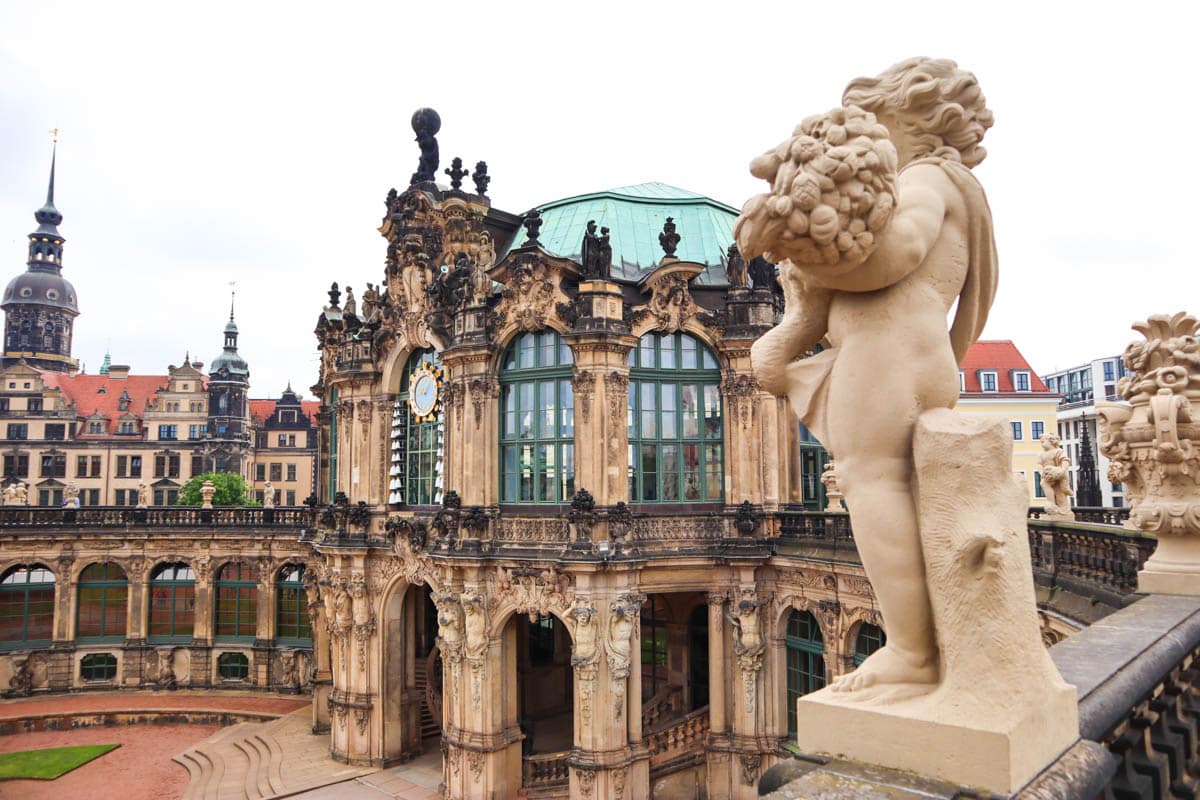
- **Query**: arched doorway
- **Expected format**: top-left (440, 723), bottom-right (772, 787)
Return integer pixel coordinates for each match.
top-left (381, 581), bottom-right (439, 763)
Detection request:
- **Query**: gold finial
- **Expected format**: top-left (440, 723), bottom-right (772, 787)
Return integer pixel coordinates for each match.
top-left (50, 128), bottom-right (60, 144)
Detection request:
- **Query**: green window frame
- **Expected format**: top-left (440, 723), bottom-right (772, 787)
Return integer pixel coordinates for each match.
top-left (215, 562), bottom-right (258, 641)
top-left (499, 331), bottom-right (575, 505)
top-left (276, 564), bottom-right (311, 644)
top-left (785, 610), bottom-right (826, 738)
top-left (391, 349), bottom-right (444, 506)
top-left (77, 563), bottom-right (127, 641)
top-left (328, 386), bottom-right (339, 499)
top-left (628, 332), bottom-right (723, 503)
top-left (853, 622), bottom-right (886, 666)
top-left (217, 651), bottom-right (250, 681)
top-left (80, 652), bottom-right (118, 682)
top-left (148, 563), bottom-right (195, 643)
top-left (0, 564), bottom-right (55, 649)
top-left (640, 596), bottom-right (667, 698)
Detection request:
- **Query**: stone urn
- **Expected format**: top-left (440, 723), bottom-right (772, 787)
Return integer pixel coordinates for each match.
top-left (200, 479), bottom-right (216, 510)
top-left (1097, 311), bottom-right (1200, 595)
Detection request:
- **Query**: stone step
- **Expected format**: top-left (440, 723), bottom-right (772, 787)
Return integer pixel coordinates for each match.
top-left (173, 750), bottom-right (210, 800)
top-left (253, 730), bottom-right (286, 795)
top-left (233, 735), bottom-right (265, 799)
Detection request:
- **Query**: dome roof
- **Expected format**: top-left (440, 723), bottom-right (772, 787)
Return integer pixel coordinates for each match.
top-left (2, 270), bottom-right (79, 313)
top-left (511, 182), bottom-right (739, 285)
top-left (210, 348), bottom-right (249, 376)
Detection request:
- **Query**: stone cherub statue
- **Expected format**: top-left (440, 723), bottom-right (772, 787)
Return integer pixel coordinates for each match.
top-left (1037, 433), bottom-right (1074, 518)
top-left (263, 480), bottom-right (275, 509)
top-left (13, 482), bottom-right (27, 506)
top-left (740, 58), bottom-right (1076, 792)
top-left (741, 57), bottom-right (998, 696)
top-left (820, 459), bottom-right (845, 512)
top-left (137, 481), bottom-right (150, 509)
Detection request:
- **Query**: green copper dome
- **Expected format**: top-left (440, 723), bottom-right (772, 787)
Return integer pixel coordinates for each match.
top-left (512, 182), bottom-right (739, 285)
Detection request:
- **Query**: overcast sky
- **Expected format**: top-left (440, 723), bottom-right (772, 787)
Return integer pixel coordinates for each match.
top-left (1, 2), bottom-right (1195, 400)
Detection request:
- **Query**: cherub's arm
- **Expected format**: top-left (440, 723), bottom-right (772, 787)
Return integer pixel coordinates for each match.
top-left (750, 263), bottom-right (832, 397)
top-left (806, 163), bottom-right (950, 293)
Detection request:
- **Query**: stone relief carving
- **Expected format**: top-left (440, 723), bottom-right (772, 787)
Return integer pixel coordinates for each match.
top-left (6, 654), bottom-right (39, 697)
top-left (155, 646), bottom-right (177, 689)
top-left (605, 594), bottom-right (643, 719)
top-left (573, 368), bottom-right (596, 425)
top-left (739, 753), bottom-right (762, 786)
top-left (468, 377), bottom-right (497, 429)
top-left (577, 766), bottom-right (596, 799)
top-left (462, 592), bottom-right (488, 712)
top-left (721, 371), bottom-right (759, 430)
top-left (568, 601), bottom-right (600, 725)
top-left (485, 564), bottom-right (575, 621)
top-left (727, 589), bottom-right (765, 706)
top-left (497, 258), bottom-right (557, 332)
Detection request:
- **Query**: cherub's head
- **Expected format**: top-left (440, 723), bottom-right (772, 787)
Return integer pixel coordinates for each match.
top-left (1039, 432), bottom-right (1060, 449)
top-left (843, 57), bottom-right (993, 168)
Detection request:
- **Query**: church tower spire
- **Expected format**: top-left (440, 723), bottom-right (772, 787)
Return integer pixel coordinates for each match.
top-left (2, 136), bottom-right (80, 373)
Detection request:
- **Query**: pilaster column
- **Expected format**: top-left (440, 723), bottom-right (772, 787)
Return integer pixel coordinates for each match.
top-left (707, 592), bottom-right (727, 734)
top-left (126, 558), bottom-right (148, 641)
top-left (191, 557), bottom-right (213, 643)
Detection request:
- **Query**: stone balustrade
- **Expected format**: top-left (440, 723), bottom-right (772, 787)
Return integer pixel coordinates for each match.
top-left (521, 750), bottom-right (570, 789)
top-left (645, 706), bottom-right (710, 773)
top-left (0, 505), bottom-right (310, 528)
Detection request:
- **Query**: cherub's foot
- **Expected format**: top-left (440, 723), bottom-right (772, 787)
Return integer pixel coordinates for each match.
top-left (830, 645), bottom-right (937, 694)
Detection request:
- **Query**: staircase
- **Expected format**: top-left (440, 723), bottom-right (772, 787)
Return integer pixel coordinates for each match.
top-left (413, 658), bottom-right (441, 740)
top-left (174, 708), bottom-right (375, 799)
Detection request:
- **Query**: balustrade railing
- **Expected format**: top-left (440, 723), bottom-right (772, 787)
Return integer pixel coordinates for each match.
top-left (522, 750), bottom-right (569, 788)
top-left (1029, 506), bottom-right (1131, 525)
top-left (1027, 520), bottom-right (1155, 600)
top-left (646, 706), bottom-right (710, 771)
top-left (0, 505), bottom-right (309, 529)
top-left (641, 684), bottom-right (684, 730)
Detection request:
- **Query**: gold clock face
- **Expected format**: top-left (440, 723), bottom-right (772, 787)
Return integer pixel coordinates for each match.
top-left (408, 364), bottom-right (442, 421)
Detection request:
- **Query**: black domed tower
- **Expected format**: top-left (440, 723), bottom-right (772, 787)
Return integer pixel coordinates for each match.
top-left (204, 297), bottom-right (251, 475)
top-left (2, 145), bottom-right (80, 372)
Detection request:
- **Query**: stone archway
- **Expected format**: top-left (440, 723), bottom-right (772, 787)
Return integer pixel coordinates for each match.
top-left (380, 579), bottom-right (438, 763)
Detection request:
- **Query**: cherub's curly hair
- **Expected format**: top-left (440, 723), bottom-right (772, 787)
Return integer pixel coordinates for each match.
top-left (843, 57), bottom-right (993, 168)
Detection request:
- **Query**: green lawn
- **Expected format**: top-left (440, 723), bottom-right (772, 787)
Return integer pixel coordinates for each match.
top-left (0, 744), bottom-right (120, 780)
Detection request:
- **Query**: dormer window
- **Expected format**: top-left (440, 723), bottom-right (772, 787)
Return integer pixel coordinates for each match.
top-left (117, 391), bottom-right (131, 411)
top-left (979, 371), bottom-right (998, 392)
top-left (1012, 371), bottom-right (1031, 392)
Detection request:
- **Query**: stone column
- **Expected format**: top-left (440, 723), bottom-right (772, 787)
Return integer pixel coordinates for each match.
top-left (707, 593), bottom-right (727, 734)
top-left (126, 558), bottom-right (148, 642)
top-left (191, 557), bottom-right (214, 644)
top-left (441, 345), bottom-right (496, 508)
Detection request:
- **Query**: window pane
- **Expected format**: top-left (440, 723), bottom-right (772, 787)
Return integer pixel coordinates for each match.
top-left (639, 337), bottom-right (654, 368)
top-left (660, 384), bottom-right (677, 438)
top-left (538, 444), bottom-right (555, 502)
top-left (519, 384), bottom-right (534, 438)
top-left (681, 385), bottom-right (699, 438)
top-left (640, 446), bottom-right (658, 501)
top-left (561, 445), bottom-right (575, 501)
top-left (661, 444), bottom-right (679, 501)
top-left (704, 385), bottom-right (722, 438)
top-left (559, 380), bottom-right (573, 436)
top-left (706, 444), bottom-right (723, 499)
top-left (702, 348), bottom-right (718, 370)
top-left (519, 445), bottom-right (534, 502)
top-left (540, 381), bottom-right (555, 437)
top-left (681, 335), bottom-right (697, 369)
top-left (519, 335), bottom-right (535, 369)
top-left (504, 385), bottom-right (517, 438)
top-left (660, 336), bottom-right (676, 369)
top-left (683, 444), bottom-right (701, 500)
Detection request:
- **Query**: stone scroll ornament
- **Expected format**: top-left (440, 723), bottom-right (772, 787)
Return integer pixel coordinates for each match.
top-left (740, 58), bottom-right (1077, 793)
top-left (1098, 312), bottom-right (1200, 595)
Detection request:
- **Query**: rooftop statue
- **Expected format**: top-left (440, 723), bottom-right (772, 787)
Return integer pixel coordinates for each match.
top-left (410, 108), bottom-right (441, 186)
top-left (740, 58), bottom-right (1076, 792)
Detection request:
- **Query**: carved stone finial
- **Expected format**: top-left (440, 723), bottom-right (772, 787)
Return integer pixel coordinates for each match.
top-left (444, 157), bottom-right (468, 191)
top-left (521, 209), bottom-right (543, 248)
top-left (1098, 310), bottom-right (1200, 596)
top-left (409, 107), bottom-right (441, 186)
top-left (659, 216), bottom-right (680, 258)
top-left (328, 282), bottom-right (341, 309)
top-left (472, 161), bottom-right (490, 195)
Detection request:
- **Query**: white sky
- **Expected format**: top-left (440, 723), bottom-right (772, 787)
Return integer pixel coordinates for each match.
top-left (1, 1), bottom-right (1196, 399)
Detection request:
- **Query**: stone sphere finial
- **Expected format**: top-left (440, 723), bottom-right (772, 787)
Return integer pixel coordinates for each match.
top-left (411, 108), bottom-right (442, 138)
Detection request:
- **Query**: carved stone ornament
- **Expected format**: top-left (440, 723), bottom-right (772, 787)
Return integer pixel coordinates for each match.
top-left (573, 368), bottom-right (596, 425)
top-left (467, 749), bottom-right (484, 781)
top-left (633, 261), bottom-right (702, 333)
top-left (721, 371), bottom-right (759, 430)
top-left (1098, 311), bottom-right (1200, 595)
top-left (727, 588), bottom-right (765, 706)
top-left (605, 594), bottom-right (643, 719)
top-left (740, 753), bottom-right (762, 786)
top-left (486, 564), bottom-right (575, 621)
top-left (577, 766), bottom-right (596, 799)
top-left (568, 601), bottom-right (601, 725)
top-left (497, 257), bottom-right (557, 332)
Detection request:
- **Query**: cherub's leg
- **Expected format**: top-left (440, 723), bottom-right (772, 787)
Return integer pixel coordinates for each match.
top-left (831, 456), bottom-right (938, 694)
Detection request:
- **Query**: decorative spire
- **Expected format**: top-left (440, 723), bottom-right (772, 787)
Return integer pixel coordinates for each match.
top-left (99, 349), bottom-right (111, 375)
top-left (229, 281), bottom-right (237, 321)
top-left (28, 138), bottom-right (65, 270)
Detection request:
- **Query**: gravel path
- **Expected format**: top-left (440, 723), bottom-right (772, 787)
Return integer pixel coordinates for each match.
top-left (0, 723), bottom-right (218, 799)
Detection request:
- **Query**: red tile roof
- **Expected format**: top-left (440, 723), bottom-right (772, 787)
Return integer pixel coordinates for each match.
top-left (959, 340), bottom-right (1053, 395)
top-left (249, 398), bottom-right (319, 425)
top-left (40, 372), bottom-right (169, 420)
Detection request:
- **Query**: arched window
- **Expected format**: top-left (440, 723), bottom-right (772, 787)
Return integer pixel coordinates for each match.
top-left (499, 331), bottom-right (574, 504)
top-left (785, 610), bottom-right (826, 738)
top-left (391, 349), bottom-right (444, 506)
top-left (853, 622), bottom-right (886, 666)
top-left (148, 563), bottom-right (195, 642)
top-left (628, 332), bottom-right (723, 503)
top-left (215, 562), bottom-right (258, 641)
top-left (77, 563), bottom-right (127, 641)
top-left (276, 565), bottom-right (311, 644)
top-left (0, 564), bottom-right (55, 648)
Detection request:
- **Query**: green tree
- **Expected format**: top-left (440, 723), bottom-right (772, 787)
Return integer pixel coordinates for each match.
top-left (175, 472), bottom-right (258, 507)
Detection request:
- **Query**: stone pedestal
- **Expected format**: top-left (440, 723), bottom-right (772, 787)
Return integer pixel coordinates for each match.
top-left (795, 410), bottom-right (1078, 794)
